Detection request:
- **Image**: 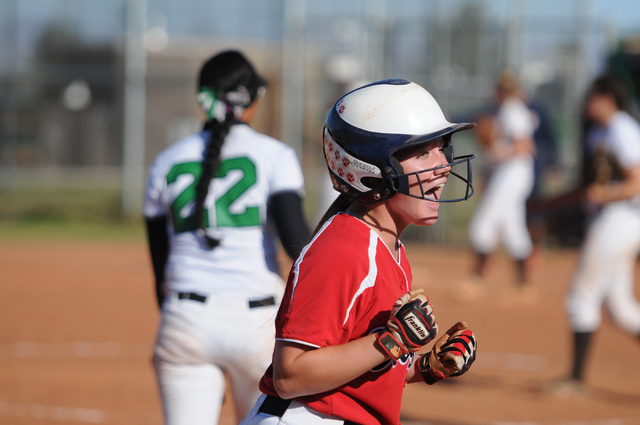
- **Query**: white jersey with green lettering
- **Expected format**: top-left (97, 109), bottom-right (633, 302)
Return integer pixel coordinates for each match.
top-left (143, 123), bottom-right (305, 299)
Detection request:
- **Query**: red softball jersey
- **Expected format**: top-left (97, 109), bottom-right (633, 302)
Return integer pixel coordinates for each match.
top-left (259, 213), bottom-right (414, 425)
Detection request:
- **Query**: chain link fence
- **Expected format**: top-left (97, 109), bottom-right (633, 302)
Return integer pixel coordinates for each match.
top-left (1, 0), bottom-right (632, 245)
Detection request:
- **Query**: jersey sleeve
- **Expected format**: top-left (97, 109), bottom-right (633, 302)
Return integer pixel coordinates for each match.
top-left (268, 145), bottom-right (305, 196)
top-left (608, 114), bottom-right (640, 170)
top-left (276, 217), bottom-right (372, 348)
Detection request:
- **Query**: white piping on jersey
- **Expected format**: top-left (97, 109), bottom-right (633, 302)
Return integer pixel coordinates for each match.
top-left (275, 337), bottom-right (320, 349)
top-left (342, 229), bottom-right (378, 326)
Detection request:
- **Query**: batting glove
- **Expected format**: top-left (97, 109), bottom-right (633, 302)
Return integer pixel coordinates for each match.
top-left (376, 290), bottom-right (438, 361)
top-left (419, 321), bottom-right (477, 384)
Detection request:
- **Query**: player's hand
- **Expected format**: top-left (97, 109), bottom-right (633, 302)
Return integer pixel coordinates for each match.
top-left (586, 182), bottom-right (610, 205)
top-left (419, 322), bottom-right (477, 384)
top-left (376, 290), bottom-right (438, 361)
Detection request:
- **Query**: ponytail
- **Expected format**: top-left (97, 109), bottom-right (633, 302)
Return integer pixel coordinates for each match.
top-left (194, 112), bottom-right (234, 249)
top-left (193, 50), bottom-right (267, 249)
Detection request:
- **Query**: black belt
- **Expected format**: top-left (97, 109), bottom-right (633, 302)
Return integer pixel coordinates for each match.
top-left (249, 297), bottom-right (276, 308)
top-left (177, 292), bottom-right (207, 303)
top-left (177, 292), bottom-right (275, 309)
top-left (258, 394), bottom-right (359, 424)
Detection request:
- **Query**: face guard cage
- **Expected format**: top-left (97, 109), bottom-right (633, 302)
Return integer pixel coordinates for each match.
top-left (390, 153), bottom-right (476, 202)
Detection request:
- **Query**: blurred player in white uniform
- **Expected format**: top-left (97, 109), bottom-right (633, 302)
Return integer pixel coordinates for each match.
top-left (547, 74), bottom-right (640, 395)
top-left (143, 50), bottom-right (310, 425)
top-left (466, 71), bottom-right (537, 298)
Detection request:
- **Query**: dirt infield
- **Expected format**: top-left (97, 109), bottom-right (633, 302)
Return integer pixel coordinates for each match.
top-left (1, 240), bottom-right (639, 425)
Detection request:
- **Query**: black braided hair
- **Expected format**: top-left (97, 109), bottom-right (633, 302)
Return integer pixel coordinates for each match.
top-left (194, 114), bottom-right (233, 249)
top-left (193, 50), bottom-right (267, 249)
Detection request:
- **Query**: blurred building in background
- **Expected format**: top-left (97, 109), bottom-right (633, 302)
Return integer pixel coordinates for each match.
top-left (1, 0), bottom-right (639, 245)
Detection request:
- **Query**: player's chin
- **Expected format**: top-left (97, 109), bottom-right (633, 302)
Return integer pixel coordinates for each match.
top-left (420, 218), bottom-right (439, 227)
top-left (417, 210), bottom-right (439, 226)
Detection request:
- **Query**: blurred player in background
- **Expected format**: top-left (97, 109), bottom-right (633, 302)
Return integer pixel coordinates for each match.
top-left (544, 73), bottom-right (640, 396)
top-left (463, 70), bottom-right (538, 303)
top-left (240, 79), bottom-right (477, 425)
top-left (143, 50), bottom-right (310, 425)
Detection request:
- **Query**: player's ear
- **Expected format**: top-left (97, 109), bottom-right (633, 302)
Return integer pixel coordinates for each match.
top-left (241, 100), bottom-right (260, 123)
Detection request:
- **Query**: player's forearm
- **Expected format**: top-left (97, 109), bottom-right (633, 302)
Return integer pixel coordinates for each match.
top-left (495, 137), bottom-right (534, 162)
top-left (588, 180), bottom-right (640, 204)
top-left (588, 165), bottom-right (640, 204)
top-left (527, 186), bottom-right (587, 213)
top-left (272, 335), bottom-right (388, 399)
top-left (513, 136), bottom-right (536, 157)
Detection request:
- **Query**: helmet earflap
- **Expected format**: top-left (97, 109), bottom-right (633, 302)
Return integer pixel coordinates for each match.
top-left (390, 156), bottom-right (404, 175)
top-left (323, 126), bottom-right (397, 203)
top-left (442, 135), bottom-right (454, 163)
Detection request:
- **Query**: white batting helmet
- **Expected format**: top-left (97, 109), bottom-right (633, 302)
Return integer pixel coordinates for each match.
top-left (323, 79), bottom-right (476, 204)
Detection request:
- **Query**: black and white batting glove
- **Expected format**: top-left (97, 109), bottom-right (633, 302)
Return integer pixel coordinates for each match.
top-left (376, 290), bottom-right (438, 361)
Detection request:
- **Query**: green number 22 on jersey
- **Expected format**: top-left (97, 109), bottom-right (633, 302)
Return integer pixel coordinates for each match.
top-left (166, 157), bottom-right (260, 233)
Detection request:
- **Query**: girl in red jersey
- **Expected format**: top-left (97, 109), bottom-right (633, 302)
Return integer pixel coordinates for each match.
top-left (241, 79), bottom-right (478, 425)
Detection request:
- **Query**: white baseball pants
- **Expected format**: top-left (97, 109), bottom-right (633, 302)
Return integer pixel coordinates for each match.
top-left (566, 202), bottom-right (640, 334)
top-left (240, 394), bottom-right (351, 425)
top-left (468, 156), bottom-right (535, 260)
top-left (154, 291), bottom-right (280, 425)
